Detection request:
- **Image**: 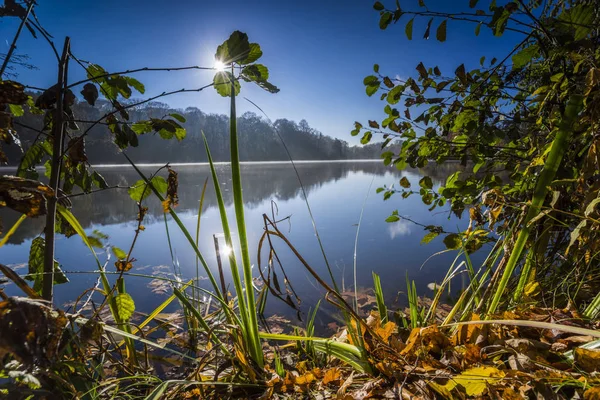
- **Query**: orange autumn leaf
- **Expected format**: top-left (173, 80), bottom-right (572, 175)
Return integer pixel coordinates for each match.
top-left (322, 367), bottom-right (342, 385)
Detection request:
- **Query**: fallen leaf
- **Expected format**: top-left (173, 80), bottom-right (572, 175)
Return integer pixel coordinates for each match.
top-left (444, 366), bottom-right (505, 396)
top-left (574, 348), bottom-right (600, 372)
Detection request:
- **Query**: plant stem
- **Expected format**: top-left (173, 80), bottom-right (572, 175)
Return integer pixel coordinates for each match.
top-left (0, 0), bottom-right (35, 78)
top-left (42, 37), bottom-right (70, 302)
top-left (229, 65), bottom-right (262, 367)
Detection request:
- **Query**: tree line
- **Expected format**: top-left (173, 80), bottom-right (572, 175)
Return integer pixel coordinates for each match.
top-left (6, 96), bottom-right (386, 165)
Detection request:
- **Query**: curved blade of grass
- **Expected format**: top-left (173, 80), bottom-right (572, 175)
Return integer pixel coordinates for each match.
top-left (488, 95), bottom-right (584, 315)
top-left (122, 152), bottom-right (222, 298)
top-left (228, 80), bottom-right (262, 367)
top-left (259, 332), bottom-right (370, 372)
top-left (442, 319), bottom-right (600, 338)
top-left (73, 316), bottom-right (198, 362)
top-left (0, 214), bottom-right (26, 248)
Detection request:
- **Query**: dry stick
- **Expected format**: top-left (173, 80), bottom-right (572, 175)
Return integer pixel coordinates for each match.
top-left (0, 0), bottom-right (35, 77)
top-left (42, 37), bottom-right (70, 302)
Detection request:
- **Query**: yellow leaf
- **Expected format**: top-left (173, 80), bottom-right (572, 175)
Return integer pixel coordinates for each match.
top-left (574, 348), bottom-right (600, 372)
top-left (584, 386), bottom-right (600, 400)
top-left (429, 381), bottom-right (455, 399)
top-left (322, 367), bottom-right (342, 385)
top-left (524, 281), bottom-right (540, 298)
top-left (444, 366), bottom-right (505, 396)
top-left (294, 371), bottom-right (315, 385)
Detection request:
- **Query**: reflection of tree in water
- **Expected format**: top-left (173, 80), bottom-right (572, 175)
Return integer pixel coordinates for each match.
top-left (1, 161), bottom-right (464, 244)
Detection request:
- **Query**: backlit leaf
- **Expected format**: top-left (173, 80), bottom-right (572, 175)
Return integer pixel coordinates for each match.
top-left (128, 176), bottom-right (167, 202)
top-left (115, 293), bottom-right (135, 321)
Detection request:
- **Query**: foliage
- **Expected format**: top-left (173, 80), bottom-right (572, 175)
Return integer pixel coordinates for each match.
top-left (358, 0), bottom-right (600, 313)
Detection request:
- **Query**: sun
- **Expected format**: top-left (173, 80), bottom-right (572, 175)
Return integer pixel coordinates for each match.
top-left (221, 244), bottom-right (233, 257)
top-left (214, 59), bottom-right (226, 72)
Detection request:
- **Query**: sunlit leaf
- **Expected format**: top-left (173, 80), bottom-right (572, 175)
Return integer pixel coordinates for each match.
top-left (115, 293), bottom-right (135, 321)
top-left (128, 176), bottom-right (167, 202)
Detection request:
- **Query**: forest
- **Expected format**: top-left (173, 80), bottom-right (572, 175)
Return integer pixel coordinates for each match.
top-left (5, 98), bottom-right (383, 164)
top-left (1, 0), bottom-right (600, 399)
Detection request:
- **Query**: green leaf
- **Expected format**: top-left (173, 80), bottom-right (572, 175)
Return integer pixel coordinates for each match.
top-left (169, 113), bottom-right (186, 123)
top-left (131, 121), bottom-right (153, 135)
top-left (475, 22), bottom-right (482, 36)
top-left (241, 64), bottom-right (269, 82)
top-left (405, 18), bottom-right (414, 40)
top-left (92, 171), bottom-right (108, 189)
top-left (366, 85), bottom-right (379, 97)
top-left (373, 64), bottom-right (380, 73)
top-left (128, 176), bottom-right (167, 202)
top-left (86, 64), bottom-right (107, 80)
top-left (419, 176), bottom-right (433, 189)
top-left (400, 177), bottom-right (411, 188)
top-left (241, 43), bottom-right (263, 64)
top-left (213, 71), bottom-right (240, 97)
top-left (16, 142), bottom-right (47, 179)
top-left (436, 20), bottom-right (447, 42)
top-left (124, 76), bottom-right (145, 94)
top-left (361, 131), bottom-right (373, 145)
top-left (421, 232), bottom-right (439, 244)
top-left (115, 293), bottom-right (135, 321)
top-left (112, 246), bottom-right (127, 260)
top-left (386, 215), bottom-right (400, 223)
top-left (373, 1), bottom-right (385, 10)
top-left (511, 44), bottom-right (539, 69)
top-left (559, 5), bottom-right (593, 41)
top-left (387, 85), bottom-right (403, 104)
top-left (255, 80), bottom-right (280, 94)
top-left (443, 233), bottom-right (461, 250)
top-left (9, 104), bottom-right (24, 116)
top-left (379, 12), bottom-right (393, 30)
top-left (215, 30), bottom-right (251, 65)
top-left (469, 0), bottom-right (478, 7)
top-left (26, 237), bottom-right (68, 293)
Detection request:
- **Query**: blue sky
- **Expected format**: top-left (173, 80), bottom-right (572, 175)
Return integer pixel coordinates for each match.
top-left (2, 0), bottom-right (519, 143)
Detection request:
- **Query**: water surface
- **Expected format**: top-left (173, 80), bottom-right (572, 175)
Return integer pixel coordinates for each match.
top-left (1, 161), bottom-right (475, 330)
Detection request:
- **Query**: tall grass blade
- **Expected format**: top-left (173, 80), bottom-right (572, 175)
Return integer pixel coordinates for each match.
top-left (202, 133), bottom-right (254, 359)
top-left (488, 95), bottom-right (583, 315)
top-left (228, 77), bottom-right (262, 367)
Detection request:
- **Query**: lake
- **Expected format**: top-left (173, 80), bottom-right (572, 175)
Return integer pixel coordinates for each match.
top-left (1, 161), bottom-right (476, 331)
